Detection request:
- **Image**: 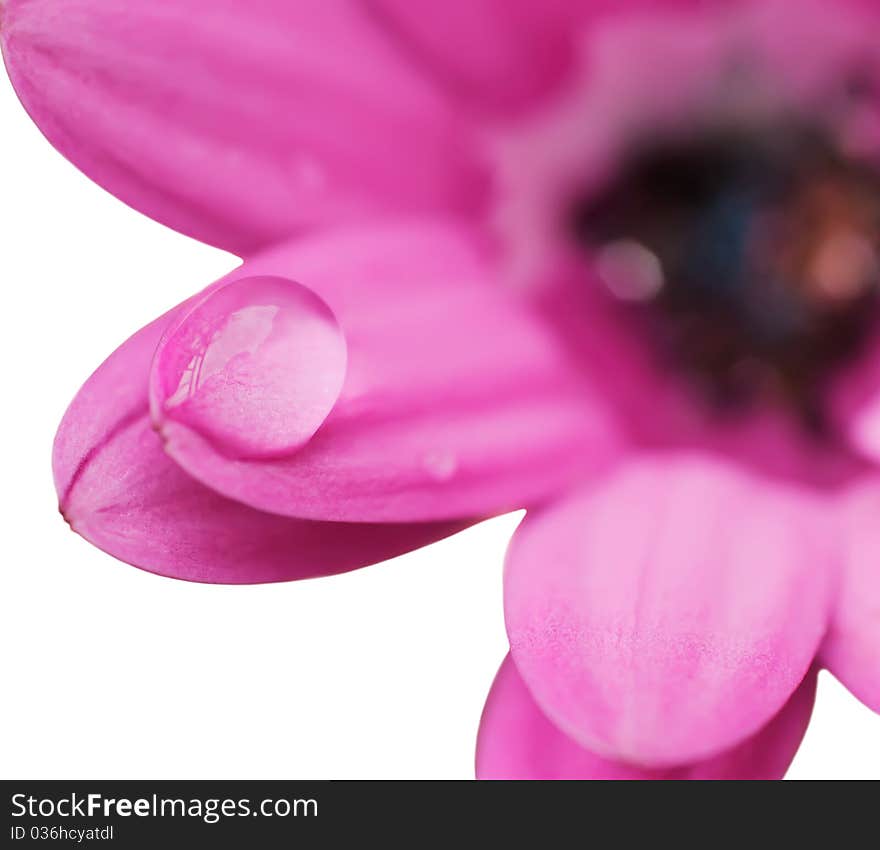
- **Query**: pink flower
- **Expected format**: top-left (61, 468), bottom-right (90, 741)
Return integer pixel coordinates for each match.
top-left (3, 0), bottom-right (879, 778)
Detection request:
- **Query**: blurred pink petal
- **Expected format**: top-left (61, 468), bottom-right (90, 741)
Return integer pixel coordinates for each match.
top-left (56, 307), bottom-right (468, 584)
top-left (366, 0), bottom-right (580, 114)
top-left (476, 655), bottom-right (817, 780)
top-left (153, 221), bottom-right (621, 522)
top-left (151, 275), bottom-right (347, 460)
top-left (0, 0), bottom-right (487, 254)
top-left (504, 453), bottom-right (834, 766)
top-left (820, 481), bottom-right (880, 712)
top-left (369, 1), bottom-right (717, 115)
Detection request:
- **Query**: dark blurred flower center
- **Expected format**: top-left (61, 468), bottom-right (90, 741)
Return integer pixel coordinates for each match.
top-left (571, 123), bottom-right (880, 429)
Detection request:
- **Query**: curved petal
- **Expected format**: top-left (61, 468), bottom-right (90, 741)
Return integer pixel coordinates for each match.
top-left (150, 221), bottom-right (621, 522)
top-left (55, 293), bottom-right (469, 584)
top-left (820, 481), bottom-right (880, 712)
top-left (504, 452), bottom-right (834, 767)
top-left (0, 0), bottom-right (487, 254)
top-left (367, 1), bottom-right (719, 116)
top-left (476, 655), bottom-right (817, 780)
top-left (366, 0), bottom-right (580, 115)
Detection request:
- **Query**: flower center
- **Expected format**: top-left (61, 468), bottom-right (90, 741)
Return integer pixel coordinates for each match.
top-left (571, 122), bottom-right (880, 429)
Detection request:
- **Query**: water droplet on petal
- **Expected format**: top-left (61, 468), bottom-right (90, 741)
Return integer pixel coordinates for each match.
top-left (422, 450), bottom-right (458, 481)
top-left (596, 240), bottom-right (665, 302)
top-left (151, 275), bottom-right (347, 459)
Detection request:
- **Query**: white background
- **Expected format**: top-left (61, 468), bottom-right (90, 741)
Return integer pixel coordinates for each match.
top-left (1, 71), bottom-right (878, 781)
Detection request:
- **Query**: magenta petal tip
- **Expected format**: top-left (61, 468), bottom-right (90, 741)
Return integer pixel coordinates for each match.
top-left (476, 655), bottom-right (817, 780)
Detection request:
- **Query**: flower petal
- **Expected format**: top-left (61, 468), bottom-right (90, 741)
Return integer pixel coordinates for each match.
top-left (368, 1), bottom-right (717, 116)
top-left (476, 655), bottom-right (817, 780)
top-left (55, 295), bottom-right (468, 584)
top-left (1, 0), bottom-right (487, 254)
top-left (504, 452), bottom-right (834, 766)
top-left (151, 221), bottom-right (621, 522)
top-left (367, 0), bottom-right (579, 114)
top-left (820, 481), bottom-right (880, 712)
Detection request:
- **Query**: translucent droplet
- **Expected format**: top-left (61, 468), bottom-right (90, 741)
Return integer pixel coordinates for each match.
top-left (152, 276), bottom-right (346, 459)
top-left (422, 451), bottom-right (458, 481)
top-left (596, 240), bottom-right (665, 302)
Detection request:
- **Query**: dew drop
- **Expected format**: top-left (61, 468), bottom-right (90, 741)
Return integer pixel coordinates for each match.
top-left (422, 450), bottom-right (458, 481)
top-left (596, 240), bottom-right (665, 302)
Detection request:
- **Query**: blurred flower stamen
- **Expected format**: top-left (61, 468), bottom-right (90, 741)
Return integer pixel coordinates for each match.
top-left (572, 122), bottom-right (880, 427)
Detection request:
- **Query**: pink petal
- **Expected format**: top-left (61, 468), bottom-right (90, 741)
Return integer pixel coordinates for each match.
top-left (820, 481), bottom-right (880, 712)
top-left (151, 276), bottom-right (347, 460)
top-left (151, 221), bottom-right (621, 522)
top-left (476, 655), bottom-right (817, 780)
top-left (55, 312), bottom-right (468, 584)
top-left (504, 452), bottom-right (834, 767)
top-left (367, 0), bottom-right (580, 114)
top-left (0, 0), bottom-right (487, 254)
top-left (368, 1), bottom-right (716, 115)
